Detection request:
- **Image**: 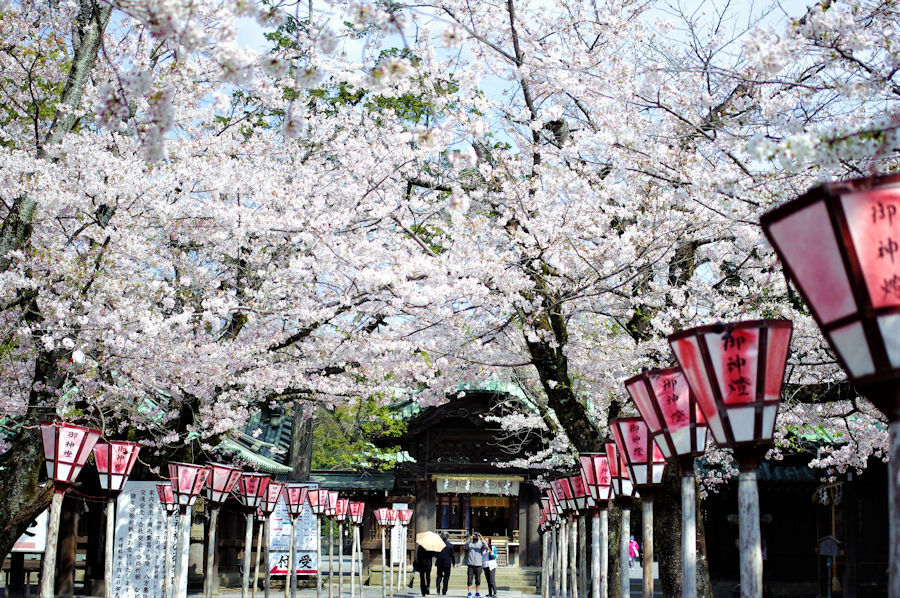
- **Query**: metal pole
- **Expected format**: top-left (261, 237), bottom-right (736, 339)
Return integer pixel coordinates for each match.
top-left (39, 489), bottom-right (65, 598)
top-left (620, 507), bottom-right (630, 598)
top-left (289, 516), bottom-right (297, 598)
top-left (206, 506), bottom-right (220, 598)
top-left (738, 470), bottom-right (762, 598)
top-left (339, 522), bottom-right (344, 598)
top-left (591, 513), bottom-right (600, 598)
top-left (264, 517), bottom-right (272, 598)
top-left (889, 419), bottom-right (899, 598)
top-left (380, 527), bottom-right (387, 598)
top-left (316, 516), bottom-right (322, 598)
top-left (570, 516), bottom-right (579, 598)
top-left (242, 513), bottom-right (254, 598)
top-left (642, 500), bottom-right (653, 598)
top-left (328, 519), bottom-right (334, 598)
top-left (599, 509), bottom-right (608, 598)
top-left (165, 512), bottom-right (174, 598)
top-left (682, 474), bottom-right (697, 598)
top-left (253, 518), bottom-right (264, 598)
top-left (105, 499), bottom-right (115, 598)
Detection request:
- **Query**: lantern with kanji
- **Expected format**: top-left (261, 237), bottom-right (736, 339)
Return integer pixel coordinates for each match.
top-left (168, 462), bottom-right (210, 508)
top-left (93, 441), bottom-right (140, 494)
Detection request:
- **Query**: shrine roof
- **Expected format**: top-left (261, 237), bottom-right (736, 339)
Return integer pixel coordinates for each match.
top-left (309, 469), bottom-right (396, 492)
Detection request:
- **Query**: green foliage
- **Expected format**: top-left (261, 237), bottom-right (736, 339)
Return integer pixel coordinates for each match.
top-left (311, 395), bottom-right (406, 470)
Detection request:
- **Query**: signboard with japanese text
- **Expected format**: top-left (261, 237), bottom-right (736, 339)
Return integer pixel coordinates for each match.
top-left (268, 483), bottom-right (318, 575)
top-left (12, 509), bottom-right (48, 552)
top-left (390, 502), bottom-right (407, 565)
top-left (113, 481), bottom-right (179, 598)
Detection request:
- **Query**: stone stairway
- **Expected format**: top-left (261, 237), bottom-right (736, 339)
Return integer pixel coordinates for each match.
top-left (368, 566), bottom-right (541, 595)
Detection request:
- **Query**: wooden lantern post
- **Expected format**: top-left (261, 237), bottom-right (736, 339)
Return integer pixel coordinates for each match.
top-left (606, 440), bottom-right (638, 598)
top-left (168, 462), bottom-right (210, 598)
top-left (156, 483), bottom-right (178, 598)
top-left (93, 440), bottom-right (141, 598)
top-left (235, 472), bottom-right (272, 598)
top-left (611, 418), bottom-right (667, 598)
top-left (579, 453), bottom-right (614, 598)
top-left (322, 490), bottom-right (339, 598)
top-left (669, 319), bottom-right (793, 598)
top-left (396, 508), bottom-right (413, 592)
top-left (258, 482), bottom-right (286, 598)
top-left (283, 483), bottom-right (310, 598)
top-left (625, 367), bottom-right (708, 598)
top-left (761, 174), bottom-right (900, 596)
top-left (334, 498), bottom-right (350, 597)
top-left (39, 421), bottom-right (101, 598)
top-left (306, 488), bottom-right (331, 598)
top-left (348, 501), bottom-right (366, 598)
top-left (373, 507), bottom-right (392, 598)
top-left (203, 463), bottom-right (242, 598)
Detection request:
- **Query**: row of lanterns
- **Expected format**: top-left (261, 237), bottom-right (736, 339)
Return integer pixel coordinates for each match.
top-left (538, 174), bottom-right (900, 598)
top-left (36, 422), bottom-right (381, 598)
top-left (372, 507), bottom-right (415, 598)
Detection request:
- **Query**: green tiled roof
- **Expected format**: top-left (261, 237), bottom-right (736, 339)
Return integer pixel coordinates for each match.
top-left (219, 438), bottom-right (292, 474)
top-left (309, 470), bottom-right (396, 492)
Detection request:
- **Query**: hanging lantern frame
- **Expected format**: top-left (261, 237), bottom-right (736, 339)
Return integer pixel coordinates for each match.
top-left (93, 440), bottom-right (141, 494)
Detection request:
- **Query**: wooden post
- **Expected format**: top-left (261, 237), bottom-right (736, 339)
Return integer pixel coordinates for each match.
top-left (387, 526), bottom-right (394, 598)
top-left (316, 516), bottom-right (322, 598)
top-left (380, 527), bottom-right (387, 598)
top-left (253, 519), bottom-right (264, 598)
top-left (40, 489), bottom-right (65, 598)
top-left (738, 470), bottom-right (762, 598)
top-left (561, 518), bottom-right (568, 598)
top-left (682, 474), bottom-right (697, 598)
top-left (541, 531), bottom-right (549, 598)
top-left (554, 523), bottom-right (562, 597)
top-left (105, 499), bottom-right (115, 598)
top-left (164, 512), bottom-right (174, 598)
top-left (173, 506), bottom-right (191, 598)
top-left (206, 506), bottom-right (220, 598)
top-left (599, 509), bottom-right (608, 598)
top-left (889, 419), bottom-right (899, 598)
top-left (264, 517), bottom-right (272, 598)
top-left (339, 522), bottom-right (344, 598)
top-left (355, 526), bottom-right (363, 598)
top-left (570, 516), bottom-right (579, 598)
top-left (350, 525), bottom-right (356, 598)
top-left (289, 516), bottom-right (297, 598)
top-left (328, 519), bottom-right (334, 598)
top-left (642, 499), bottom-right (653, 598)
top-left (580, 515), bottom-right (588, 597)
top-left (620, 507), bottom-right (630, 598)
top-left (242, 513), bottom-right (254, 598)
top-left (591, 513), bottom-right (600, 598)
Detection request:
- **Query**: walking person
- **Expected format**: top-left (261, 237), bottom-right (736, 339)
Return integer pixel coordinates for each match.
top-left (416, 542), bottom-right (436, 595)
top-left (464, 531), bottom-right (487, 597)
top-left (482, 537), bottom-right (498, 598)
top-left (628, 535), bottom-right (640, 568)
top-left (435, 532), bottom-right (456, 596)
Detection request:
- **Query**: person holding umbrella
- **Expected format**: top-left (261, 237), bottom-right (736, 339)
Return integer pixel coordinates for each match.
top-left (414, 541), bottom-right (436, 595)
top-left (417, 531), bottom-right (455, 595)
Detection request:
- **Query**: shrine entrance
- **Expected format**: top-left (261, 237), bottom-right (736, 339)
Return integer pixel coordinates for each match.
top-left (469, 496), bottom-right (512, 537)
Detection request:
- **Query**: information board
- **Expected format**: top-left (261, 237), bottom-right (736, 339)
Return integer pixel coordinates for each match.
top-left (12, 509), bottom-right (48, 552)
top-left (390, 502), bottom-right (408, 565)
top-left (268, 484), bottom-right (318, 575)
top-left (113, 481), bottom-right (180, 598)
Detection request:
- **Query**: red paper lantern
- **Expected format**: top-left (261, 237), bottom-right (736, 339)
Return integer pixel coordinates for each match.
top-left (761, 175), bottom-right (900, 416)
top-left (235, 472), bottom-right (271, 510)
top-left (156, 482), bottom-right (177, 515)
top-left (668, 319), bottom-right (793, 464)
top-left (545, 492), bottom-right (561, 522)
top-left (551, 478), bottom-right (575, 512)
top-left (334, 497), bottom-right (350, 522)
top-left (307, 488), bottom-right (330, 516)
top-left (284, 483), bottom-right (310, 519)
top-left (625, 367), bottom-right (708, 465)
top-left (93, 440), bottom-right (140, 493)
top-left (349, 501), bottom-right (365, 525)
top-left (373, 507), bottom-right (391, 527)
top-left (259, 481), bottom-right (285, 517)
top-left (579, 453), bottom-right (614, 504)
top-left (397, 508), bottom-right (413, 526)
top-left (387, 508), bottom-right (399, 525)
top-left (611, 418), bottom-right (667, 489)
top-left (40, 421), bottom-right (101, 487)
top-left (605, 441), bottom-right (637, 498)
top-left (205, 462), bottom-right (242, 505)
top-left (324, 490), bottom-right (339, 517)
top-left (168, 462), bottom-right (209, 507)
top-left (568, 475), bottom-right (590, 511)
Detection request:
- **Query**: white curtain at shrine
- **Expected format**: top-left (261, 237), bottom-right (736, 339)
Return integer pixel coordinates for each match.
top-left (434, 475), bottom-right (522, 495)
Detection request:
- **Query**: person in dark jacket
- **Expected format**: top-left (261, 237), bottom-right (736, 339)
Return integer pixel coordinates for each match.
top-left (435, 532), bottom-right (457, 595)
top-left (416, 543), bottom-right (436, 595)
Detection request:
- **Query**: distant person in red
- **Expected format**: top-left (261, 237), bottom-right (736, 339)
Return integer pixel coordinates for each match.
top-left (629, 535), bottom-right (640, 568)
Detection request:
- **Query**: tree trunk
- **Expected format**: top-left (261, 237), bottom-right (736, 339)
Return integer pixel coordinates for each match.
top-left (289, 409), bottom-right (315, 481)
